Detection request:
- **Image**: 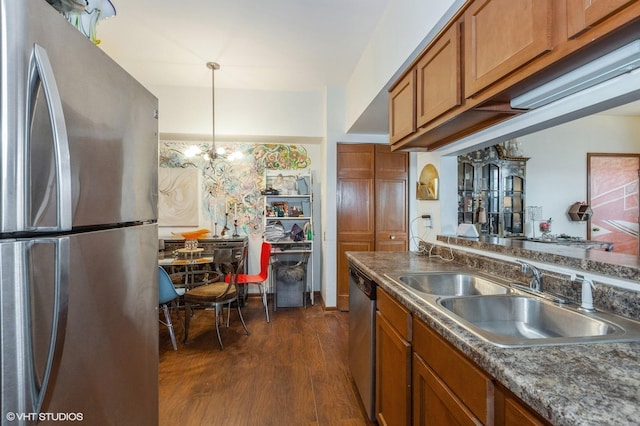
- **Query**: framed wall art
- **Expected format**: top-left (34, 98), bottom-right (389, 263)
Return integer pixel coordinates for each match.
top-left (158, 167), bottom-right (199, 226)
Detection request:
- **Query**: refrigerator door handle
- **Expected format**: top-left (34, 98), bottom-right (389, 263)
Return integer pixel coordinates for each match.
top-left (29, 237), bottom-right (70, 416)
top-left (28, 44), bottom-right (73, 232)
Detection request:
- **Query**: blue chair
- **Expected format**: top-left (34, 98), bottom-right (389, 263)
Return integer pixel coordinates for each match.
top-left (159, 266), bottom-right (186, 350)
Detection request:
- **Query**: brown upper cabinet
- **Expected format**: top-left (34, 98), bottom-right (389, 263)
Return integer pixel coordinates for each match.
top-left (567, 0), bottom-right (639, 38)
top-left (416, 22), bottom-right (462, 128)
top-left (388, 0), bottom-right (640, 152)
top-left (464, 0), bottom-right (553, 98)
top-left (389, 70), bottom-right (416, 144)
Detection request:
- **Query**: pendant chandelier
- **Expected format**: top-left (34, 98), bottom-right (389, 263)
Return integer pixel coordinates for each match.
top-left (206, 61), bottom-right (220, 161)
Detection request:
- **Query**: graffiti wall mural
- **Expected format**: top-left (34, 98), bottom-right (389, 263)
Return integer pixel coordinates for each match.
top-left (159, 141), bottom-right (311, 236)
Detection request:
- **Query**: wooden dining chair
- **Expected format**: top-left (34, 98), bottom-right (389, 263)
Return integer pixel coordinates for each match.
top-left (227, 241), bottom-right (272, 322)
top-left (183, 243), bottom-right (250, 350)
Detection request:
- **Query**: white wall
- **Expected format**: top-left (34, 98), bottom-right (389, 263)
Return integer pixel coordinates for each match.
top-left (346, 0), bottom-right (461, 131)
top-left (150, 84), bottom-right (325, 138)
top-left (520, 114), bottom-right (640, 238)
top-left (416, 114), bottom-right (640, 242)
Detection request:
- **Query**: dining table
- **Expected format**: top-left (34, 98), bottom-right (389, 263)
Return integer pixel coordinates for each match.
top-left (159, 249), bottom-right (217, 290)
top-left (159, 236), bottom-right (250, 303)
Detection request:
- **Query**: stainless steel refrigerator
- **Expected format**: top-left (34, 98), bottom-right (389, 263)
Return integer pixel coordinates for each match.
top-left (1, 1), bottom-right (159, 424)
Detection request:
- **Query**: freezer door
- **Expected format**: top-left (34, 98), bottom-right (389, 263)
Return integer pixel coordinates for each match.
top-left (1, 224), bottom-right (158, 425)
top-left (0, 0), bottom-right (158, 233)
top-left (1, 237), bottom-right (69, 423)
top-left (1, 240), bottom-right (41, 421)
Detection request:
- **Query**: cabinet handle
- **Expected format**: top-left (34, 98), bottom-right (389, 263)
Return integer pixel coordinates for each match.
top-left (390, 235), bottom-right (396, 240)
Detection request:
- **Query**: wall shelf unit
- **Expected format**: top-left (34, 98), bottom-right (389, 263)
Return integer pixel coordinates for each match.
top-left (568, 202), bottom-right (593, 222)
top-left (263, 169), bottom-right (314, 306)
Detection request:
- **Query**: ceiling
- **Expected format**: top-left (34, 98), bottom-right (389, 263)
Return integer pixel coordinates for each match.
top-left (97, 0), bottom-right (389, 93)
top-left (95, 1), bottom-right (640, 138)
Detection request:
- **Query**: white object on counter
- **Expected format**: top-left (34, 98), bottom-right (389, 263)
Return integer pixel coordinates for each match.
top-left (571, 273), bottom-right (596, 312)
top-left (456, 223), bottom-right (479, 238)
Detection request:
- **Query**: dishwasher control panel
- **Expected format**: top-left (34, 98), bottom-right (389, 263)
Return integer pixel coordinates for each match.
top-left (349, 264), bottom-right (376, 299)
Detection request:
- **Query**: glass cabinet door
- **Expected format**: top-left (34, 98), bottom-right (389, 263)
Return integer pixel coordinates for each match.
top-left (503, 176), bottom-right (524, 235)
top-left (457, 162), bottom-right (475, 224)
top-left (482, 164), bottom-right (500, 234)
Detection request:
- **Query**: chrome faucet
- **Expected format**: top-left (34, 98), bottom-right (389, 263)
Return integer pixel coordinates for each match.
top-left (512, 261), bottom-right (569, 304)
top-left (518, 261), bottom-right (543, 292)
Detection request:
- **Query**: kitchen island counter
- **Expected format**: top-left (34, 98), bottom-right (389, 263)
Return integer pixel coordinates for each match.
top-left (347, 250), bottom-right (640, 426)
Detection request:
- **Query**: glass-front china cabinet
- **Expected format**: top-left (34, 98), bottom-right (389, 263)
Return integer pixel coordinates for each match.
top-left (457, 142), bottom-right (528, 237)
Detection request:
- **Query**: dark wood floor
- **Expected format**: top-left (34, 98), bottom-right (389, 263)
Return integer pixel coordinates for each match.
top-left (158, 297), bottom-right (374, 425)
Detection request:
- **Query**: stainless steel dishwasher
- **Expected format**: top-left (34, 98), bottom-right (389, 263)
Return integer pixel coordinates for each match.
top-left (348, 262), bottom-right (377, 421)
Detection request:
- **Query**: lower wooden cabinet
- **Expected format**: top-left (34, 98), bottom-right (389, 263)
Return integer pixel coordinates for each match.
top-left (413, 352), bottom-right (482, 426)
top-left (375, 290), bottom-right (549, 425)
top-left (376, 288), bottom-right (412, 425)
top-left (495, 384), bottom-right (550, 426)
top-left (413, 317), bottom-right (493, 425)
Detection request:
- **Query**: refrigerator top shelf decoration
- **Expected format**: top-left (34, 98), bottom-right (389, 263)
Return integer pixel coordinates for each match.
top-left (47, 0), bottom-right (117, 45)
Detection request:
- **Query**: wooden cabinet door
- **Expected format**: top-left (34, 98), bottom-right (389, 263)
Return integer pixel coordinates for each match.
top-left (376, 311), bottom-right (411, 426)
top-left (375, 145), bottom-right (409, 252)
top-left (504, 399), bottom-right (546, 426)
top-left (567, 0), bottom-right (638, 38)
top-left (413, 318), bottom-right (493, 424)
top-left (389, 70), bottom-right (416, 144)
top-left (495, 385), bottom-right (549, 426)
top-left (337, 144), bottom-right (374, 311)
top-left (413, 353), bottom-right (482, 426)
top-left (337, 144), bottom-right (408, 310)
top-left (416, 22), bottom-right (462, 128)
top-left (464, 0), bottom-right (553, 97)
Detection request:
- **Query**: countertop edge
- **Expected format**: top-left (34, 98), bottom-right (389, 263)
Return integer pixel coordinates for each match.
top-left (346, 251), bottom-right (640, 426)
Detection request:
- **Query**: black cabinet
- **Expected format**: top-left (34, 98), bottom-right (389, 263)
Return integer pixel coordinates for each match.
top-left (457, 144), bottom-right (528, 237)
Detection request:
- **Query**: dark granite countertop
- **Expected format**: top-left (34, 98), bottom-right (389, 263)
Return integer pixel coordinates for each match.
top-left (346, 251), bottom-right (640, 426)
top-left (438, 235), bottom-right (640, 281)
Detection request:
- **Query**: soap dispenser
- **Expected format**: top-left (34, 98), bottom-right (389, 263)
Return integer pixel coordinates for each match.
top-left (571, 273), bottom-right (596, 312)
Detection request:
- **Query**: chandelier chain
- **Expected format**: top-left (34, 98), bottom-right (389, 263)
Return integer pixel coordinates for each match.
top-left (206, 61), bottom-right (220, 159)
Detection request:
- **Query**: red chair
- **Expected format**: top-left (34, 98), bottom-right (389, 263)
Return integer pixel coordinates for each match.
top-left (227, 242), bottom-right (272, 322)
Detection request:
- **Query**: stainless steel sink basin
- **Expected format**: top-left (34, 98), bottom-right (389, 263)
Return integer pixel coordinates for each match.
top-left (437, 294), bottom-right (640, 347)
top-left (396, 272), bottom-right (510, 297)
top-left (386, 270), bottom-right (640, 347)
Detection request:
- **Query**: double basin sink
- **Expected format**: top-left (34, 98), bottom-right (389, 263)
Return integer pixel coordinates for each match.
top-left (388, 272), bottom-right (640, 347)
